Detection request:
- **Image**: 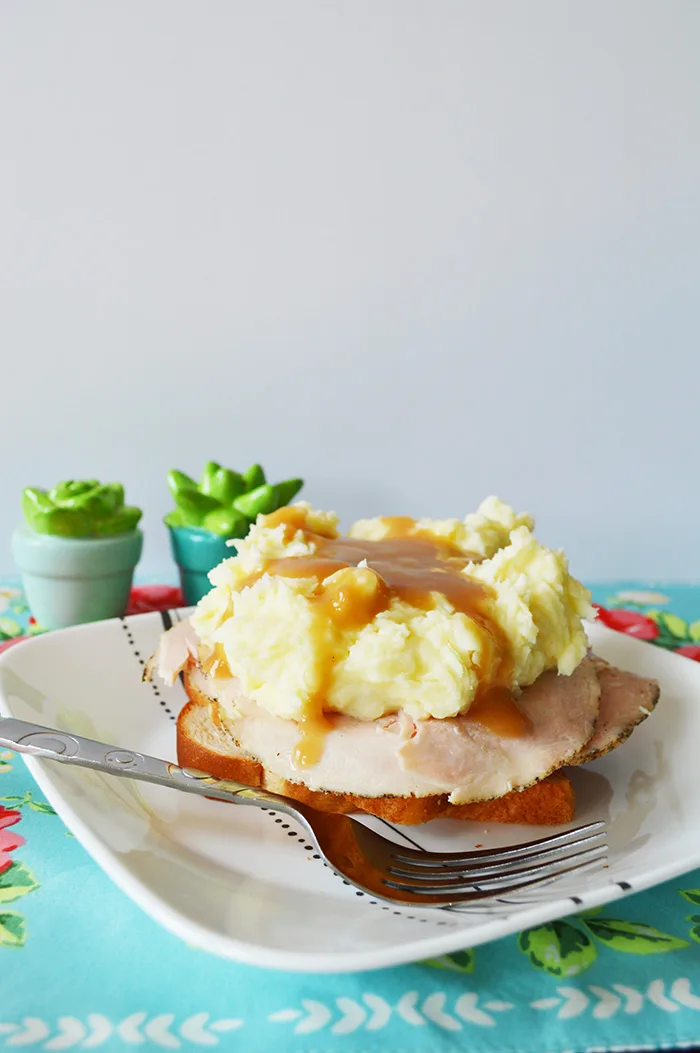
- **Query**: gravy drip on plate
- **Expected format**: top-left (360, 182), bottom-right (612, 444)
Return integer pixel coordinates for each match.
top-left (243, 507), bottom-right (528, 766)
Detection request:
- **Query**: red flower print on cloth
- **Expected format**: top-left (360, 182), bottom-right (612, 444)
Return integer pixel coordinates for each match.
top-left (126, 585), bottom-right (185, 616)
top-left (594, 605), bottom-right (660, 640)
top-left (0, 806), bottom-right (25, 875)
top-left (676, 644), bottom-right (700, 662)
top-left (595, 601), bottom-right (700, 659)
top-left (0, 637), bottom-right (28, 656)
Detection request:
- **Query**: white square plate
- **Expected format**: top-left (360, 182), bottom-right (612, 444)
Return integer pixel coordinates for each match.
top-left (0, 613), bottom-right (696, 973)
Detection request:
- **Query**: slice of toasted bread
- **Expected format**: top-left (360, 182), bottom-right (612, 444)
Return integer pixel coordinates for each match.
top-left (177, 695), bottom-right (575, 826)
top-left (446, 771), bottom-right (574, 825)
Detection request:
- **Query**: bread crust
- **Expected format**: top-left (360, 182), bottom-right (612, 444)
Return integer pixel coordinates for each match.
top-left (178, 667), bottom-right (575, 825)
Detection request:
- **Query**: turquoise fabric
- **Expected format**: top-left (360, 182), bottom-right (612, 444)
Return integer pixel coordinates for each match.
top-left (1, 580), bottom-right (700, 1052)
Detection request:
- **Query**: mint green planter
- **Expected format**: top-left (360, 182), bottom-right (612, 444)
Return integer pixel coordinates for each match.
top-left (168, 525), bottom-right (245, 606)
top-left (12, 526), bottom-right (143, 629)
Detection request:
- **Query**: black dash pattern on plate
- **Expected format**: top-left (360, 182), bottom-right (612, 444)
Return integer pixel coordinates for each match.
top-left (120, 616), bottom-right (176, 723)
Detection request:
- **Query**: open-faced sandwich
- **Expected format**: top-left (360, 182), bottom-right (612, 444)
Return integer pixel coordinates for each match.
top-left (147, 498), bottom-right (660, 825)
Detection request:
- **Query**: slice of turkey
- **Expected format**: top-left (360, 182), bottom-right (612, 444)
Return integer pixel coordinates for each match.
top-left (187, 657), bottom-right (601, 805)
top-left (143, 618), bottom-right (198, 685)
top-left (571, 656), bottom-right (660, 764)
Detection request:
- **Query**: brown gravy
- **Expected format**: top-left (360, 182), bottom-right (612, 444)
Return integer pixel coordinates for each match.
top-left (200, 641), bottom-right (232, 680)
top-left (241, 508), bottom-right (528, 765)
top-left (467, 685), bottom-right (530, 738)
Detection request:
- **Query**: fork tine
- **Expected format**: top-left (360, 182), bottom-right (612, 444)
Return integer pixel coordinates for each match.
top-left (436, 859), bottom-right (608, 912)
top-left (387, 830), bottom-right (607, 880)
top-left (383, 854), bottom-right (607, 902)
top-left (383, 844), bottom-right (607, 893)
top-left (389, 820), bottom-right (605, 866)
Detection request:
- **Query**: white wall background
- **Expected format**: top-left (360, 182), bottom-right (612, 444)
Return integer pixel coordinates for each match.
top-left (1, 1), bottom-right (698, 581)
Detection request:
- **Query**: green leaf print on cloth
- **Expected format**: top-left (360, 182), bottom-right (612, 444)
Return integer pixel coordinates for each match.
top-left (679, 889), bottom-right (700, 906)
top-left (27, 800), bottom-right (57, 815)
top-left (0, 862), bottom-right (39, 905)
top-left (423, 950), bottom-right (475, 973)
top-left (0, 789), bottom-right (56, 814)
top-left (685, 915), bottom-right (700, 944)
top-left (0, 911), bottom-right (26, 948)
top-left (0, 617), bottom-right (22, 640)
top-left (655, 612), bottom-right (689, 639)
top-left (0, 797), bottom-right (59, 948)
top-left (678, 890), bottom-right (700, 943)
top-left (518, 921), bottom-right (597, 977)
top-left (582, 917), bottom-right (689, 954)
top-left (517, 913), bottom-right (689, 977)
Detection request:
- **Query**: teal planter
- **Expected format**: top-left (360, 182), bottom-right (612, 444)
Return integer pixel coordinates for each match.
top-left (12, 526), bottom-right (143, 629)
top-left (168, 525), bottom-right (246, 606)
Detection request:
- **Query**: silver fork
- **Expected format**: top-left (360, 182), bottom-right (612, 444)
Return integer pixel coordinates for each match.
top-left (0, 717), bottom-right (607, 909)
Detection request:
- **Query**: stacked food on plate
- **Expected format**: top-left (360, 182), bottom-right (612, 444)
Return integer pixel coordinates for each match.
top-left (148, 498), bottom-right (659, 825)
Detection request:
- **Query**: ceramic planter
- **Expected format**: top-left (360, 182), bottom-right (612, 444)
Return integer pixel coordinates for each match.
top-left (12, 526), bottom-right (143, 629)
top-left (168, 525), bottom-right (246, 606)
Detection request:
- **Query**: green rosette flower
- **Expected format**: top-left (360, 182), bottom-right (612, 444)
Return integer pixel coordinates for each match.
top-left (22, 480), bottom-right (143, 537)
top-left (164, 462), bottom-right (303, 537)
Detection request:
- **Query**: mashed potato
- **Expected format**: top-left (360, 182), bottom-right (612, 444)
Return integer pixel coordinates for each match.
top-left (350, 496), bottom-right (534, 559)
top-left (190, 499), bottom-right (593, 722)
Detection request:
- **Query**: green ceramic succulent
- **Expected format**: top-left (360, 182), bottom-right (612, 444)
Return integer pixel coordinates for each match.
top-left (164, 462), bottom-right (303, 537)
top-left (22, 480), bottom-right (143, 538)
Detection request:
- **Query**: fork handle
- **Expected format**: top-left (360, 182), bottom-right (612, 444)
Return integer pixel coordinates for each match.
top-left (0, 716), bottom-right (293, 812)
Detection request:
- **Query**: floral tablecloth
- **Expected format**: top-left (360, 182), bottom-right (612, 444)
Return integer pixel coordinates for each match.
top-left (1, 580), bottom-right (700, 1053)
